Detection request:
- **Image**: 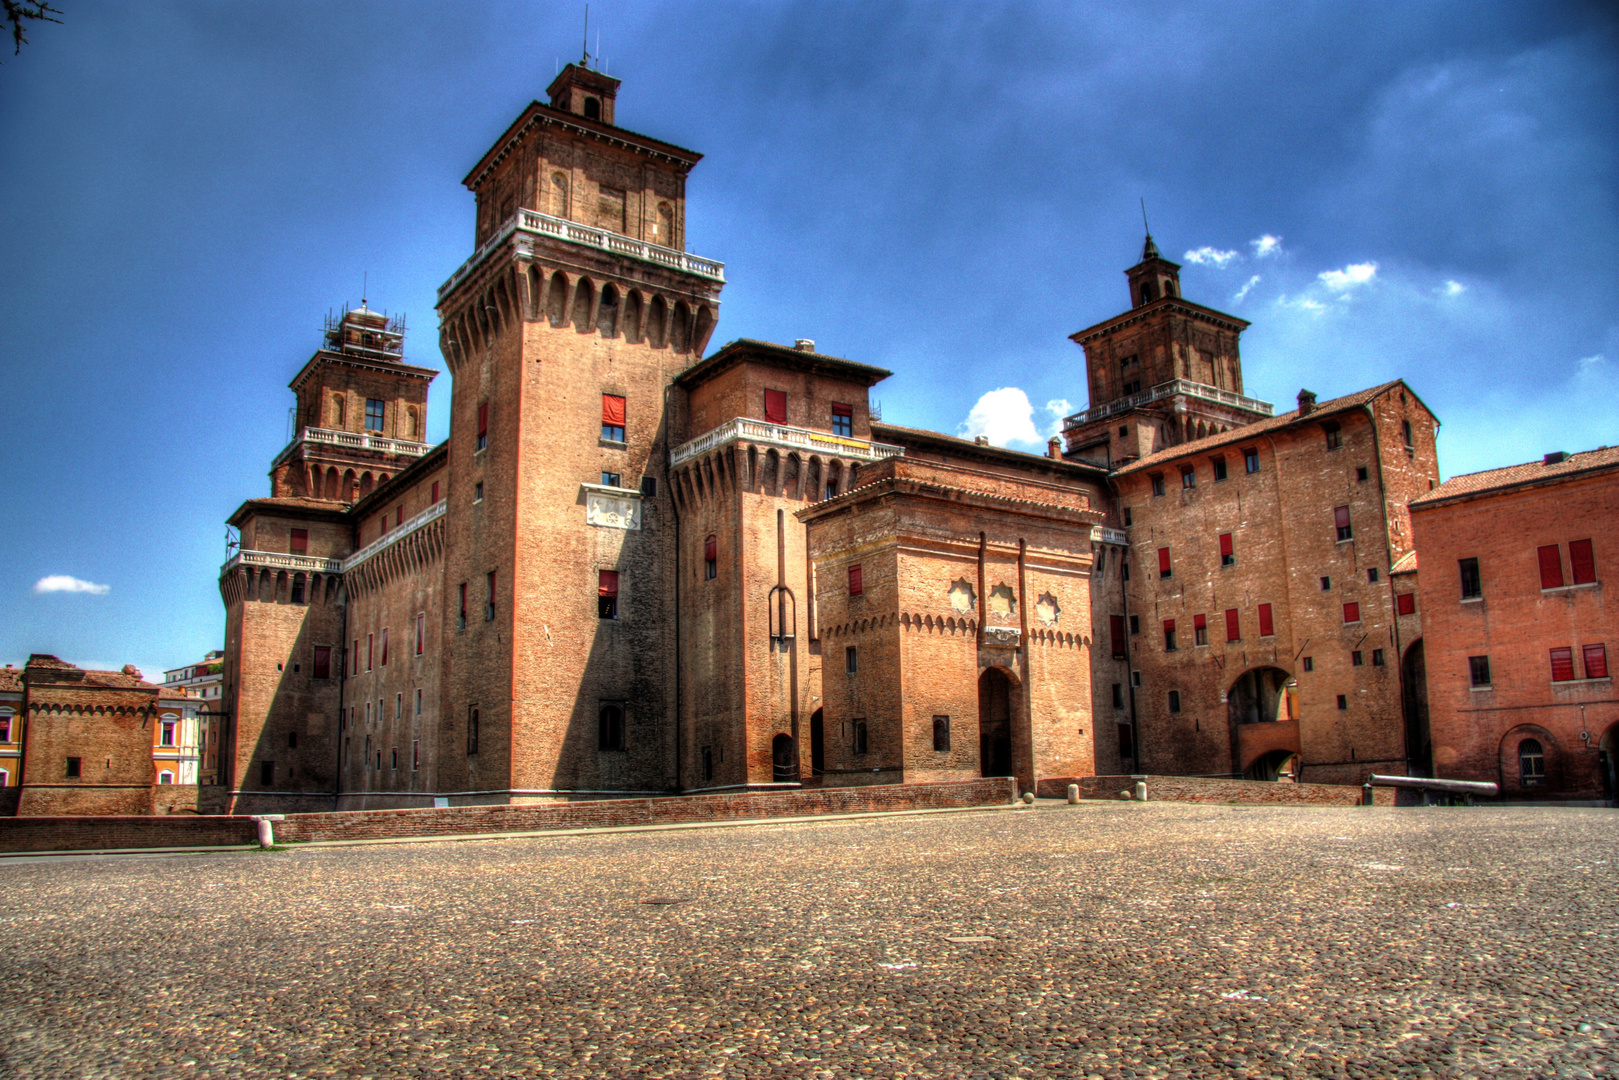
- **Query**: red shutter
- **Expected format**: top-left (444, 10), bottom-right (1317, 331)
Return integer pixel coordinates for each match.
top-left (1219, 533), bottom-right (1233, 558)
top-left (764, 389), bottom-right (788, 424)
top-left (1109, 615), bottom-right (1126, 659)
top-left (381, 629), bottom-right (388, 666)
top-left (431, 481), bottom-right (440, 504)
top-left (352, 639), bottom-right (359, 675)
top-left (313, 646), bottom-right (331, 680)
top-left (1163, 619), bottom-right (1175, 633)
top-left (1258, 603), bottom-right (1274, 637)
top-left (1193, 613), bottom-right (1207, 632)
top-left (1537, 544), bottom-right (1564, 589)
top-left (599, 570), bottom-right (619, 597)
top-left (416, 613), bottom-right (424, 655)
top-left (1583, 644), bottom-right (1608, 680)
top-left (1396, 592), bottom-right (1416, 616)
top-left (1550, 646), bottom-right (1575, 682)
top-left (367, 634), bottom-right (373, 670)
top-left (831, 402), bottom-right (853, 418)
top-left (1224, 609), bottom-right (1240, 642)
top-left (601, 394), bottom-right (626, 426)
top-left (1343, 602), bottom-right (1360, 623)
top-left (848, 564), bottom-right (863, 596)
top-left (478, 403), bottom-right (489, 437)
top-left (290, 528), bottom-right (308, 554)
top-left (704, 535), bottom-right (717, 561)
top-left (1334, 506), bottom-right (1351, 529)
top-left (1157, 547), bottom-right (1171, 575)
top-left (1569, 539), bottom-right (1596, 585)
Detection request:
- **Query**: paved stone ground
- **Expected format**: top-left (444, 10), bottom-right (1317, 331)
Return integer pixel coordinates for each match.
top-left (1, 802), bottom-right (1615, 1080)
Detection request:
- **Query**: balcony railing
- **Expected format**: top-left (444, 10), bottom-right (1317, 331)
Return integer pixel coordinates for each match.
top-left (670, 418), bottom-right (905, 468)
top-left (272, 427), bottom-right (433, 469)
top-left (1090, 526), bottom-right (1129, 546)
top-left (439, 208), bottom-right (725, 302)
top-left (221, 550), bottom-right (344, 576)
top-left (342, 500), bottom-right (446, 571)
top-left (1064, 379), bottom-right (1274, 429)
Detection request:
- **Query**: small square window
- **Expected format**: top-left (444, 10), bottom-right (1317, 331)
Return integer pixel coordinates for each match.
top-left (1336, 695), bottom-right (1348, 710)
top-left (1372, 649), bottom-right (1386, 667)
top-left (1129, 615), bottom-right (1140, 635)
top-left (1469, 655), bottom-right (1491, 687)
top-left (1302, 656), bottom-right (1314, 672)
top-left (1367, 567), bottom-right (1379, 583)
top-left (602, 471), bottom-right (621, 487)
top-left (1396, 592), bottom-right (1416, 616)
top-left (845, 646), bottom-right (858, 675)
top-left (933, 715), bottom-right (951, 752)
top-left (1118, 425), bottom-right (1128, 437)
top-left (1211, 455), bottom-right (1228, 482)
top-left (1355, 466), bottom-right (1369, 482)
top-left (640, 476), bottom-right (657, 497)
top-left (1151, 474), bottom-right (1165, 497)
top-left (1180, 468), bottom-right (1196, 489)
top-left (1321, 576), bottom-right (1331, 591)
top-left (66, 756), bottom-right (82, 778)
top-left (1243, 448), bottom-right (1260, 474)
top-left (1352, 650), bottom-right (1364, 667)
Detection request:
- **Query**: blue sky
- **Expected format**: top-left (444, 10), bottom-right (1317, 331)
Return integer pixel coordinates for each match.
top-left (2, 0), bottom-right (1615, 678)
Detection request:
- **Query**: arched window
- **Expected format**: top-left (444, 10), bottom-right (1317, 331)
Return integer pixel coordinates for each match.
top-left (1140, 282), bottom-right (1158, 305)
top-left (599, 704), bottom-right (626, 751)
top-left (158, 770), bottom-right (174, 785)
top-left (1518, 739), bottom-right (1546, 786)
top-left (583, 96), bottom-right (600, 120)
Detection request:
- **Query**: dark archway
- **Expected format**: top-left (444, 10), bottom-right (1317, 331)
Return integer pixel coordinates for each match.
top-left (1598, 723), bottom-right (1618, 805)
top-left (978, 668), bottom-right (1013, 778)
top-left (809, 708), bottom-right (824, 778)
top-left (772, 733), bottom-right (798, 783)
top-left (1227, 666), bottom-right (1295, 778)
top-left (1227, 667), bottom-right (1292, 726)
top-left (1245, 749), bottom-right (1299, 782)
top-left (1401, 639), bottom-right (1432, 776)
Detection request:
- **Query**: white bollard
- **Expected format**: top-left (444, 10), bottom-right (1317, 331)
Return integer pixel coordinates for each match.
top-left (1066, 783), bottom-right (1080, 805)
top-left (1133, 780), bottom-right (1148, 802)
top-left (256, 817), bottom-right (275, 848)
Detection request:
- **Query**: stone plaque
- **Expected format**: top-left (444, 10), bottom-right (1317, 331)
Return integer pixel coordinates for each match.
top-left (983, 627), bottom-right (1021, 648)
top-left (586, 490), bottom-right (642, 530)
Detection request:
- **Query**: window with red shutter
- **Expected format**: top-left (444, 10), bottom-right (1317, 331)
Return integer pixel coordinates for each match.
top-left (598, 569), bottom-right (619, 619)
top-left (477, 403), bottom-right (489, 450)
top-left (367, 633), bottom-right (374, 671)
top-left (1193, 613), bottom-right (1207, 646)
top-left (431, 481), bottom-right (439, 504)
top-left (1224, 609), bottom-right (1240, 642)
top-left (1109, 615), bottom-right (1126, 659)
top-left (313, 646), bottom-right (331, 680)
top-left (1583, 643), bottom-right (1609, 680)
top-left (352, 639), bottom-right (359, 675)
top-left (1550, 646), bottom-right (1575, 682)
top-left (601, 395), bottom-right (626, 441)
top-left (764, 389), bottom-right (788, 424)
top-left (703, 534), bottom-right (718, 580)
top-left (1569, 539), bottom-right (1596, 585)
top-left (416, 613), bottom-right (425, 655)
top-left (848, 564), bottom-right (863, 596)
top-left (1537, 544), bottom-right (1564, 589)
top-left (1219, 533), bottom-right (1234, 566)
top-left (1157, 547), bottom-right (1172, 578)
top-left (1258, 603), bottom-right (1274, 637)
top-left (290, 528), bottom-right (308, 555)
top-left (1343, 602), bottom-right (1360, 623)
top-left (1396, 592), bottom-right (1416, 616)
top-left (1334, 505), bottom-right (1352, 541)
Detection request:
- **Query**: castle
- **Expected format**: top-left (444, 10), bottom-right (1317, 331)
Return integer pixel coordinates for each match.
top-left (205, 65), bottom-right (1465, 812)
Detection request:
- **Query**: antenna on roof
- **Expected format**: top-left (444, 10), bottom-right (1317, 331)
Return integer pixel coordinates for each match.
top-left (1140, 197), bottom-right (1150, 235)
top-left (581, 3), bottom-right (590, 66)
top-left (362, 271), bottom-right (368, 310)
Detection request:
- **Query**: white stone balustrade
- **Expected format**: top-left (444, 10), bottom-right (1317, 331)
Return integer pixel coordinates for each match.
top-left (671, 418), bottom-right (904, 468)
top-left (1064, 379), bottom-right (1273, 428)
top-left (341, 500), bottom-right (447, 572)
top-left (221, 550), bottom-right (345, 576)
top-left (272, 427), bottom-right (433, 469)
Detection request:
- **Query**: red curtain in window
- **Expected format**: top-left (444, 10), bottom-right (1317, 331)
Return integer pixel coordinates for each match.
top-left (1537, 544), bottom-right (1564, 589)
top-left (601, 395), bottom-right (626, 426)
top-left (704, 535), bottom-right (717, 561)
top-left (1583, 643), bottom-right (1608, 680)
top-left (290, 528), bottom-right (308, 555)
top-left (1334, 506), bottom-right (1351, 530)
top-left (1550, 646), bottom-right (1575, 682)
top-left (848, 564), bottom-right (863, 595)
top-left (416, 613), bottom-right (424, 655)
top-left (1163, 619), bottom-right (1175, 633)
top-left (1343, 602), bottom-right (1360, 623)
top-left (1569, 539), bottom-right (1596, 585)
top-left (1258, 603), bottom-right (1274, 637)
top-left (1396, 592), bottom-right (1416, 616)
top-left (478, 403), bottom-right (489, 437)
top-left (764, 389), bottom-right (788, 424)
top-left (1219, 533), bottom-right (1233, 558)
top-left (1157, 547), bottom-right (1171, 575)
top-left (1109, 614), bottom-right (1126, 659)
top-left (1193, 613), bottom-right (1207, 632)
top-left (1224, 609), bottom-right (1240, 642)
top-left (831, 402), bottom-right (853, 418)
top-left (599, 570), bottom-right (619, 597)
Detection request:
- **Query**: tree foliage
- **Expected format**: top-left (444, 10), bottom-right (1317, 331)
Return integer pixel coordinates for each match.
top-left (4, 0), bottom-right (61, 61)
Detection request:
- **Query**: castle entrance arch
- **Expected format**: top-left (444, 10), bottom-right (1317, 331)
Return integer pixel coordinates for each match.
top-left (1401, 639), bottom-right (1432, 776)
top-left (772, 733), bottom-right (798, 783)
top-left (1227, 666), bottom-right (1299, 779)
top-left (978, 668), bottom-right (1014, 779)
top-left (809, 709), bottom-right (824, 778)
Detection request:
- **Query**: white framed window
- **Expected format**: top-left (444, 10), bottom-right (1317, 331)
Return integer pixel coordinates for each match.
top-left (158, 770), bottom-right (175, 785)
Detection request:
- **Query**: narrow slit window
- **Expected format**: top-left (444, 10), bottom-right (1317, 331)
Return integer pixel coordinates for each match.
top-left (415, 612), bottom-right (425, 655)
top-left (477, 403), bottom-right (489, 451)
top-left (704, 534), bottom-right (717, 580)
top-left (933, 715), bottom-right (950, 752)
top-left (467, 708), bottom-right (479, 755)
top-left (845, 646), bottom-right (858, 674)
top-left (486, 571), bottom-right (497, 621)
top-left (431, 480), bottom-right (440, 504)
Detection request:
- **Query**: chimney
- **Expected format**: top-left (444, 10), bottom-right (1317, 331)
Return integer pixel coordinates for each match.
top-left (1297, 389), bottom-right (1317, 416)
top-left (1047, 437), bottom-right (1062, 459)
top-left (794, 339), bottom-right (815, 352)
top-left (973, 435), bottom-right (990, 446)
top-left (1544, 451), bottom-right (1568, 465)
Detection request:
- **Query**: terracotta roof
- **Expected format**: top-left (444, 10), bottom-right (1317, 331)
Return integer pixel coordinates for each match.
top-left (1391, 550), bottom-right (1418, 575)
top-left (0, 667), bottom-right (20, 693)
top-left (873, 422), bottom-right (1110, 480)
top-left (1116, 380), bottom-right (1415, 475)
top-left (227, 496), bottom-right (354, 528)
top-left (1410, 444), bottom-right (1619, 508)
top-left (675, 339), bottom-right (892, 390)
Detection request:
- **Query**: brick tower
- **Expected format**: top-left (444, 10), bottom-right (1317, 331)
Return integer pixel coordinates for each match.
top-left (433, 63), bottom-right (723, 801)
top-left (1061, 234), bottom-right (1272, 468)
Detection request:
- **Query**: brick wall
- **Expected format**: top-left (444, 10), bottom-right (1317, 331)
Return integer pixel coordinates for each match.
top-left (0, 815), bottom-right (257, 852)
top-left (1035, 773), bottom-right (1394, 806)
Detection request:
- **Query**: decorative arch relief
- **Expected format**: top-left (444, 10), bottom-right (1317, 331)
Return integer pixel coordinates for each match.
top-left (948, 578), bottom-right (976, 614)
top-left (987, 583), bottom-right (1017, 618)
top-left (1035, 591), bottom-right (1061, 626)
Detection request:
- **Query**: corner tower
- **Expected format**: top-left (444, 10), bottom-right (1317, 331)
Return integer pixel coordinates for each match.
top-left (1061, 234), bottom-right (1271, 468)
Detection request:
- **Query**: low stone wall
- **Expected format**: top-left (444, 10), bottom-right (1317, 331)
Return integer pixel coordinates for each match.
top-left (0, 778), bottom-right (1016, 853)
top-left (1036, 774), bottom-right (1395, 807)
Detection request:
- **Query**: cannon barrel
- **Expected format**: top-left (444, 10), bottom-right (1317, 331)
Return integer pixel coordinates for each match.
top-left (1367, 774), bottom-right (1499, 796)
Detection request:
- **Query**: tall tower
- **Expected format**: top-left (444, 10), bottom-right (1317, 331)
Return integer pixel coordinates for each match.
top-left (433, 64), bottom-right (723, 801)
top-left (1061, 234), bottom-right (1272, 468)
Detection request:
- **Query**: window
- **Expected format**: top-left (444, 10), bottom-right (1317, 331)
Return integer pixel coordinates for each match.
top-left (476, 403), bottom-right (489, 451)
top-left (848, 564), bottom-right (863, 596)
top-left (1469, 655), bottom-right (1491, 687)
top-left (261, 760), bottom-right (275, 785)
top-left (1111, 683), bottom-right (1124, 708)
top-left (601, 394), bottom-right (626, 442)
top-left (598, 570), bottom-right (619, 619)
top-left (486, 571), bottom-right (497, 621)
top-left (1219, 533), bottom-right (1235, 566)
top-left (640, 476), bottom-right (657, 497)
top-left (365, 399), bottom-right (385, 432)
top-left (380, 629), bottom-right (389, 666)
top-left (602, 471), bottom-right (621, 488)
top-left (1538, 545), bottom-right (1564, 589)
top-left (1334, 505), bottom-right (1353, 542)
top-left (1129, 615), bottom-right (1140, 635)
top-left (467, 708), bottom-right (479, 755)
top-left (1122, 507), bottom-right (1132, 527)
top-left (1343, 602), bottom-right (1361, 624)
top-left (1122, 560), bottom-right (1129, 581)
top-left (352, 638), bottom-right (359, 675)
top-left (1193, 613), bottom-right (1207, 646)
top-left (1119, 425), bottom-right (1128, 437)
top-left (1224, 608), bottom-right (1240, 642)
top-left (1117, 723), bottom-right (1134, 759)
top-left (158, 770), bottom-right (174, 785)
top-left (416, 613), bottom-right (425, 655)
top-left (290, 528), bottom-right (308, 555)
top-left (0, 715), bottom-right (10, 743)
top-left (1570, 539), bottom-right (1597, 585)
top-left (290, 576), bottom-right (305, 604)
top-left (395, 693), bottom-right (402, 719)
top-left (367, 633), bottom-right (374, 671)
top-left (1151, 474), bottom-right (1166, 497)
top-left (1163, 620), bottom-right (1177, 651)
top-left (1258, 603), bottom-right (1274, 637)
top-left (1157, 547), bottom-right (1172, 579)
top-left (1168, 690), bottom-right (1181, 713)
top-left (1519, 739), bottom-right (1545, 787)
top-left (161, 720), bottom-right (176, 747)
top-left (583, 95), bottom-right (600, 119)
top-left (391, 747), bottom-right (398, 770)
top-left (1181, 467), bottom-right (1196, 489)
top-left (1367, 568), bottom-right (1379, 583)
top-left (1396, 592), bottom-right (1416, 616)
top-left (1212, 456), bottom-right (1228, 482)
top-left (1550, 646), bottom-right (1576, 682)
top-left (431, 480), bottom-right (440, 504)
top-left (704, 535), bottom-right (717, 580)
top-left (831, 402), bottom-right (853, 438)
top-left (395, 505), bottom-right (403, 528)
top-left (1352, 651), bottom-right (1364, 667)
top-left (474, 482), bottom-right (484, 503)
top-left (1244, 448), bottom-right (1260, 474)
top-left (1459, 557), bottom-right (1481, 599)
top-left (1323, 421), bottom-right (1342, 450)
top-left (1109, 615), bottom-right (1127, 659)
top-left (1584, 644), bottom-right (1609, 679)
top-left (1124, 380), bottom-right (1142, 395)
top-left (933, 715), bottom-right (951, 752)
top-left (845, 646), bottom-right (858, 674)
top-left (412, 740), bottom-right (420, 771)
top-left (1302, 656), bottom-right (1314, 672)
top-left (599, 704), bottom-right (627, 751)
top-left (852, 719), bottom-right (868, 755)
top-left (415, 689), bottom-right (422, 716)
top-left (1355, 466), bottom-right (1369, 482)
top-left (1131, 670), bottom-right (1141, 687)
top-left (1402, 420), bottom-right (1414, 447)
top-left (313, 645), bottom-right (331, 679)
top-left (1336, 695), bottom-right (1348, 710)
top-left (1372, 649), bottom-right (1386, 667)
top-left (764, 389), bottom-right (788, 425)
top-left (702, 747), bottom-right (713, 782)
top-left (65, 756), bottom-right (81, 778)
top-left (458, 583), bottom-right (467, 629)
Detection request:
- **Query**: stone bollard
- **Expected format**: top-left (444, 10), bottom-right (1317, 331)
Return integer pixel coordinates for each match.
top-left (1067, 783), bottom-right (1080, 805)
top-left (1021, 791), bottom-right (1035, 805)
top-left (1133, 780), bottom-right (1148, 802)
top-left (251, 814), bottom-right (285, 849)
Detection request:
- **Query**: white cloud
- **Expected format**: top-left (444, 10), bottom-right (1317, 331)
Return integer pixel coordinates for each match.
top-left (1250, 234), bottom-right (1283, 258)
top-left (1183, 246), bottom-right (1238, 268)
top-left (1318, 262), bottom-right (1378, 290)
top-left (1043, 399), bottom-right (1072, 436)
top-left (1276, 295), bottom-right (1327, 314)
top-left (1441, 280), bottom-right (1466, 296)
top-left (1233, 275), bottom-right (1261, 302)
top-left (33, 575), bottom-right (110, 595)
top-left (1579, 353), bottom-right (1605, 370)
top-left (958, 387), bottom-right (1043, 448)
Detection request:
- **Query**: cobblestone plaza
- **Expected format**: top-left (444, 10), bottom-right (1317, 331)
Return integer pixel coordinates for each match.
top-left (1, 803), bottom-right (1614, 1079)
